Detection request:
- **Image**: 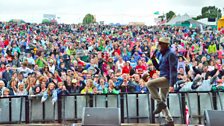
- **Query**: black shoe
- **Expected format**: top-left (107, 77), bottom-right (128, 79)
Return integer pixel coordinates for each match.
top-left (153, 101), bottom-right (167, 114)
top-left (160, 121), bottom-right (174, 126)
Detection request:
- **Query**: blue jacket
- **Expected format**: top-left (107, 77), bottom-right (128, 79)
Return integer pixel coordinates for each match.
top-left (135, 85), bottom-right (148, 93)
top-left (41, 89), bottom-right (58, 103)
top-left (152, 48), bottom-right (178, 86)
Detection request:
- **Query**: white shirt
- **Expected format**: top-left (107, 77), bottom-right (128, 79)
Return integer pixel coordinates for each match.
top-left (48, 64), bottom-right (56, 74)
top-left (17, 67), bottom-right (33, 77)
top-left (27, 57), bottom-right (35, 65)
top-left (116, 60), bottom-right (125, 70)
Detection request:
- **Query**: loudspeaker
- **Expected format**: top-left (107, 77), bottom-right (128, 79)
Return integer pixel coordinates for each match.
top-left (204, 110), bottom-right (224, 126)
top-left (82, 107), bottom-right (121, 126)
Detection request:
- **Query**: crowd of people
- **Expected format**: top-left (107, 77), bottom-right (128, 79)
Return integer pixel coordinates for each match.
top-left (0, 21), bottom-right (223, 104)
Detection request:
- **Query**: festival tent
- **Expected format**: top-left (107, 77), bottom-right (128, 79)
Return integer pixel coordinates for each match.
top-left (165, 14), bottom-right (205, 28)
top-left (165, 14), bottom-right (191, 26)
top-left (218, 16), bottom-right (224, 30)
top-left (175, 19), bottom-right (206, 28)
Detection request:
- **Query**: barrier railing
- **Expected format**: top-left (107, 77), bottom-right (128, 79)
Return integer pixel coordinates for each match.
top-left (0, 91), bottom-right (223, 124)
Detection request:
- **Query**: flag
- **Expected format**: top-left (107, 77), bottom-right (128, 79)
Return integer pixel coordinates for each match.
top-left (185, 105), bottom-right (190, 125)
top-left (153, 11), bottom-right (160, 15)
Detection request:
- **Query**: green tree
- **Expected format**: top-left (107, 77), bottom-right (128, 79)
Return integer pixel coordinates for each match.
top-left (194, 6), bottom-right (222, 20)
top-left (83, 14), bottom-right (95, 24)
top-left (158, 15), bottom-right (165, 21)
top-left (201, 6), bottom-right (222, 19)
top-left (166, 11), bottom-right (176, 22)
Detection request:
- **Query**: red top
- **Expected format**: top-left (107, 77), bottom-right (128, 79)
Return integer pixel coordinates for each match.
top-left (135, 65), bottom-right (147, 74)
top-left (114, 48), bottom-right (121, 55)
top-left (122, 66), bottom-right (132, 74)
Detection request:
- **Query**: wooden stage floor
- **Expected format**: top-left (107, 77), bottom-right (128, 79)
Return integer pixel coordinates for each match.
top-left (1, 123), bottom-right (204, 126)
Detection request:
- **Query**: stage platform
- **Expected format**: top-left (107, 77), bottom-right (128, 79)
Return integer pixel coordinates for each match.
top-left (2, 123), bottom-right (204, 126)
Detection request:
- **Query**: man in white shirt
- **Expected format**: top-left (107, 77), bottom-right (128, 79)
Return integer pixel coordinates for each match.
top-left (15, 62), bottom-right (33, 78)
top-left (48, 59), bottom-right (56, 74)
top-left (116, 56), bottom-right (125, 71)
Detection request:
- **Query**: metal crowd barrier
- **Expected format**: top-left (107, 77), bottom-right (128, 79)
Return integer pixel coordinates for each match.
top-left (0, 91), bottom-right (224, 124)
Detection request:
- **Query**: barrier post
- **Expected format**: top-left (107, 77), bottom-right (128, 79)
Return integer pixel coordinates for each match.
top-left (57, 96), bottom-right (62, 123)
top-left (125, 94), bottom-right (129, 123)
top-left (9, 98), bottom-right (12, 122)
top-left (197, 93), bottom-right (201, 124)
top-left (74, 95), bottom-right (78, 123)
top-left (25, 96), bottom-right (29, 123)
top-left (181, 93), bottom-right (186, 124)
top-left (89, 94), bottom-right (93, 107)
top-left (212, 92), bottom-right (217, 110)
top-left (136, 93), bottom-right (139, 123)
top-left (150, 97), bottom-right (155, 123)
top-left (120, 93), bottom-right (124, 123)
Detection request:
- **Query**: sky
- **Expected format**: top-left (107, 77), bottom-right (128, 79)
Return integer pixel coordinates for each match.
top-left (0, 0), bottom-right (223, 25)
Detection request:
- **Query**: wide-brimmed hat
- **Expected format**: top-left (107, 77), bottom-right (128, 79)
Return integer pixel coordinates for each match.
top-left (82, 70), bottom-right (88, 74)
top-left (159, 37), bottom-right (170, 44)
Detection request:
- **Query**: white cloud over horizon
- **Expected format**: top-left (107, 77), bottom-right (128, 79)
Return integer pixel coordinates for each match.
top-left (0, 0), bottom-right (223, 25)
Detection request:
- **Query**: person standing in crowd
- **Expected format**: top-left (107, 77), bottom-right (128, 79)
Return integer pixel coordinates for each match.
top-left (41, 82), bottom-right (58, 104)
top-left (144, 37), bottom-right (178, 126)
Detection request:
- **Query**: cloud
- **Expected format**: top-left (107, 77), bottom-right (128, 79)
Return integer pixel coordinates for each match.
top-left (0, 0), bottom-right (223, 24)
